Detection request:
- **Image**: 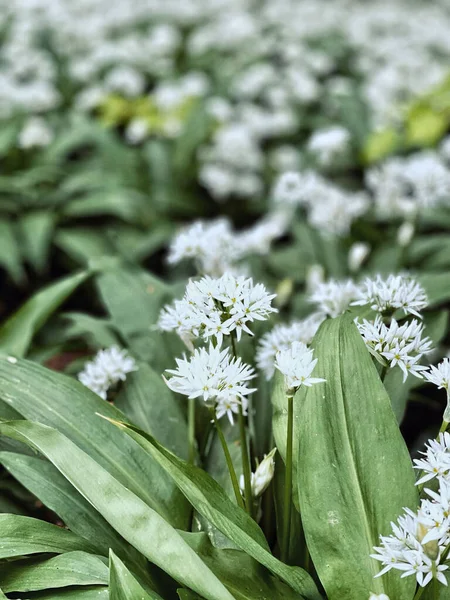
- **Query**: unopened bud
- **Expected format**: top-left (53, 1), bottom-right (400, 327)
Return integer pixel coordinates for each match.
top-left (348, 242), bottom-right (370, 272)
top-left (240, 448), bottom-right (276, 498)
top-left (306, 264), bottom-right (325, 293)
top-left (397, 222), bottom-right (415, 248)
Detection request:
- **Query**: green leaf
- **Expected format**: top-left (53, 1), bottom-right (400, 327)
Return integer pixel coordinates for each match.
top-left (0, 452), bottom-right (145, 571)
top-left (55, 228), bottom-right (113, 265)
top-left (0, 218), bottom-right (25, 284)
top-left (0, 270), bottom-right (90, 356)
top-left (18, 211), bottom-right (55, 273)
top-left (297, 315), bottom-right (418, 600)
top-left (114, 363), bottom-right (189, 459)
top-left (0, 355), bottom-right (189, 529)
top-left (0, 514), bottom-right (96, 559)
top-left (109, 551), bottom-right (162, 600)
top-left (103, 419), bottom-right (320, 600)
top-left (61, 312), bottom-right (119, 348)
top-left (0, 552), bottom-right (109, 592)
top-left (0, 420), bottom-right (236, 600)
top-left (419, 272), bottom-right (450, 307)
top-left (181, 532), bottom-right (305, 600)
top-left (19, 587), bottom-right (109, 599)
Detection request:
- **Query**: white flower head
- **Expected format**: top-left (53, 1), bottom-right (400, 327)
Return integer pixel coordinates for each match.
top-left (348, 242), bottom-right (370, 273)
top-left (371, 474), bottom-right (450, 588)
top-left (78, 347), bottom-right (137, 399)
top-left (272, 172), bottom-right (305, 205)
top-left (164, 344), bottom-right (256, 424)
top-left (353, 274), bottom-right (428, 318)
top-left (256, 313), bottom-right (325, 380)
top-left (275, 341), bottom-right (325, 396)
top-left (425, 359), bottom-right (450, 393)
top-left (307, 125), bottom-right (351, 167)
top-left (356, 315), bottom-right (432, 382)
top-left (414, 432), bottom-right (450, 486)
top-left (309, 279), bottom-right (360, 318)
top-left (158, 273), bottom-right (277, 346)
top-left (239, 448), bottom-right (276, 498)
top-left (18, 116), bottom-right (53, 149)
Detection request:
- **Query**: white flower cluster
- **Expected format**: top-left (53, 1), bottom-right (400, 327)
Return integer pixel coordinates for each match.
top-left (307, 125), bottom-right (351, 167)
top-left (309, 279), bottom-right (361, 318)
top-left (372, 481), bottom-right (449, 587)
top-left (256, 314), bottom-right (325, 380)
top-left (239, 448), bottom-right (276, 498)
top-left (367, 150), bottom-right (450, 219)
top-left (78, 347), bottom-right (137, 399)
top-left (373, 433), bottom-right (450, 589)
top-left (425, 358), bottom-right (450, 395)
top-left (164, 344), bottom-right (256, 425)
top-left (167, 214), bottom-right (288, 276)
top-left (158, 273), bottom-right (277, 349)
top-left (275, 341), bottom-right (325, 396)
top-left (356, 316), bottom-right (432, 381)
top-left (273, 171), bottom-right (369, 236)
top-left (353, 274), bottom-right (428, 318)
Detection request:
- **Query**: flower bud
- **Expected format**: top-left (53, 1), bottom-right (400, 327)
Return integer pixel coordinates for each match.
top-left (240, 448), bottom-right (276, 498)
top-left (397, 221), bottom-right (415, 247)
top-left (369, 594), bottom-right (390, 600)
top-left (306, 264), bottom-right (325, 293)
top-left (348, 242), bottom-right (370, 272)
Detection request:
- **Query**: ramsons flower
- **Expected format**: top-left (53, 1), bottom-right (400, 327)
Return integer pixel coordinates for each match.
top-left (309, 279), bottom-right (360, 318)
top-left (256, 313), bottom-right (325, 380)
top-left (371, 478), bottom-right (450, 588)
top-left (164, 344), bottom-right (256, 424)
top-left (158, 273), bottom-right (277, 347)
top-left (413, 432), bottom-right (450, 486)
top-left (356, 316), bottom-right (432, 381)
top-left (352, 274), bottom-right (428, 318)
top-left (78, 347), bottom-right (137, 399)
top-left (275, 341), bottom-right (325, 397)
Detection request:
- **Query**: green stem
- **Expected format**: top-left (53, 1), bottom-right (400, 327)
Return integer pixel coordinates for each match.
top-left (213, 412), bottom-right (245, 509)
top-left (188, 398), bottom-right (196, 464)
top-left (230, 333), bottom-right (253, 517)
top-left (238, 403), bottom-right (253, 517)
top-left (281, 395), bottom-right (294, 563)
top-left (413, 585), bottom-right (425, 600)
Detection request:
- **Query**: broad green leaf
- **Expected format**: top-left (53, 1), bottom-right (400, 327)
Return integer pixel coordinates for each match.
top-left (103, 419), bottom-right (320, 600)
top-left (55, 228), bottom-right (113, 265)
top-left (297, 316), bottom-right (418, 600)
top-left (61, 312), bottom-right (119, 348)
top-left (0, 218), bottom-right (25, 284)
top-left (419, 272), bottom-right (450, 307)
top-left (0, 551), bottom-right (109, 592)
top-left (109, 551), bottom-right (162, 600)
top-left (0, 514), bottom-right (96, 558)
top-left (0, 587), bottom-right (6, 599)
top-left (19, 587), bottom-right (109, 599)
top-left (0, 420), bottom-right (235, 600)
top-left (0, 270), bottom-right (90, 356)
top-left (0, 355), bottom-right (189, 529)
top-left (19, 211), bottom-right (55, 273)
top-left (182, 532), bottom-right (304, 600)
top-left (115, 363), bottom-right (188, 459)
top-left (0, 452), bottom-right (145, 572)
top-left (63, 190), bottom-right (149, 226)
top-left (178, 591), bottom-right (203, 600)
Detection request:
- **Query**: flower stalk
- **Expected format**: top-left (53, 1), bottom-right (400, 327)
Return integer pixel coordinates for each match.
top-left (281, 393), bottom-right (294, 563)
top-left (213, 411), bottom-right (245, 509)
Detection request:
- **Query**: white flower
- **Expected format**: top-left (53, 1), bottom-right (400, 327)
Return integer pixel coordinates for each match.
top-left (164, 344), bottom-right (256, 424)
top-left (371, 478), bottom-right (450, 588)
top-left (348, 242), bottom-right (370, 273)
top-left (158, 273), bottom-right (277, 346)
top-left (256, 314), bottom-right (325, 380)
top-left (369, 595), bottom-right (390, 600)
top-left (307, 125), bottom-right (351, 166)
top-left (239, 448), bottom-right (276, 498)
top-left (125, 118), bottom-right (149, 144)
top-left (425, 359), bottom-right (450, 393)
top-left (272, 172), bottom-right (305, 205)
top-left (352, 274), bottom-right (428, 318)
top-left (78, 347), bottom-right (137, 399)
top-left (275, 341), bottom-right (325, 396)
top-left (397, 222), bottom-right (415, 248)
top-left (356, 316), bottom-right (432, 382)
top-left (414, 432), bottom-right (450, 486)
top-left (18, 117), bottom-right (53, 149)
top-left (309, 279), bottom-right (360, 318)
